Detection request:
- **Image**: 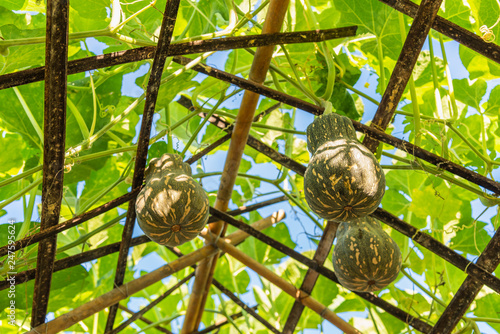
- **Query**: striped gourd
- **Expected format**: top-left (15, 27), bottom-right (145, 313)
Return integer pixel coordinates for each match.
top-left (304, 112), bottom-right (385, 222)
top-left (135, 153), bottom-right (209, 247)
top-left (333, 217), bottom-right (402, 292)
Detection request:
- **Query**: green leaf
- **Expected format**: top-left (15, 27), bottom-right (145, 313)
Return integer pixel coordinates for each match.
top-left (1, 0), bottom-right (26, 10)
top-left (453, 78), bottom-right (487, 111)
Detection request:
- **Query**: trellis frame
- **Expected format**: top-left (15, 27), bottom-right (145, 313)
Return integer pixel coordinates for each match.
top-left (1, 0), bottom-right (500, 333)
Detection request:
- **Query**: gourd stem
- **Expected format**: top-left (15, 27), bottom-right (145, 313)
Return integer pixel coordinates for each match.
top-left (13, 87), bottom-right (44, 146)
top-left (428, 32), bottom-right (448, 159)
top-left (67, 98), bottom-right (91, 139)
top-left (0, 177), bottom-right (42, 211)
top-left (438, 34), bottom-right (459, 120)
top-left (180, 86), bottom-right (229, 157)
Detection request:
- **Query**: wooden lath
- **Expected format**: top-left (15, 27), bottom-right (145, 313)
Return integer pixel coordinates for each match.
top-left (104, 0), bottom-right (182, 330)
top-left (362, 0), bottom-right (444, 152)
top-left (0, 27), bottom-right (357, 90)
top-left (31, 0), bottom-right (70, 327)
top-left (283, 221), bottom-right (339, 333)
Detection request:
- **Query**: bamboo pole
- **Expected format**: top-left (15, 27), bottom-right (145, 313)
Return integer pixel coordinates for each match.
top-left (27, 211), bottom-right (285, 334)
top-left (181, 0), bottom-right (291, 331)
top-left (202, 232), bottom-right (361, 334)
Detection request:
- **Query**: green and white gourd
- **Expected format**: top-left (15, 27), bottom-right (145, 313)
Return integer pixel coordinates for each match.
top-left (135, 153), bottom-right (209, 247)
top-left (304, 112), bottom-right (385, 222)
top-left (333, 217), bottom-right (402, 292)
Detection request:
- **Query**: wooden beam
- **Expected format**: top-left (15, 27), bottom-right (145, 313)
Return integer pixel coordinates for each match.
top-left (181, 0), bottom-right (291, 331)
top-left (28, 243), bottom-right (217, 334)
top-left (362, 0), bottom-right (444, 152)
top-left (30, 0), bottom-right (70, 327)
top-left (0, 196), bottom-right (287, 291)
top-left (104, 0), bottom-right (181, 330)
top-left (0, 27), bottom-right (357, 90)
top-left (282, 221), bottom-right (339, 333)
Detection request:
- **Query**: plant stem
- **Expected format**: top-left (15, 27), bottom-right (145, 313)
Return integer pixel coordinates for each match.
top-left (67, 98), bottom-right (90, 139)
top-left (13, 87), bottom-right (43, 145)
top-left (377, 37), bottom-right (385, 91)
top-left (0, 177), bottom-right (42, 211)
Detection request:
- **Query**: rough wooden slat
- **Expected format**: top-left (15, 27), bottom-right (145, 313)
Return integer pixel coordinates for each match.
top-left (30, 0), bottom-right (70, 327)
top-left (117, 305), bottom-right (173, 334)
top-left (173, 60), bottom-right (500, 195)
top-left (0, 236), bottom-right (151, 290)
top-left (110, 272), bottom-right (195, 334)
top-left (181, 0), bottom-right (292, 331)
top-left (283, 221), bottom-right (339, 333)
top-left (105, 1), bottom-right (182, 330)
top-left (0, 27), bottom-right (357, 90)
top-left (29, 245), bottom-right (217, 334)
top-left (430, 225), bottom-right (500, 334)
top-left (362, 0), bottom-right (444, 152)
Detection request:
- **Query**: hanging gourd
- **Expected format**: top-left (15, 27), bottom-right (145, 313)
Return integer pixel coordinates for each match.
top-left (332, 217), bottom-right (402, 292)
top-left (135, 153), bottom-right (209, 247)
top-left (304, 112), bottom-right (385, 222)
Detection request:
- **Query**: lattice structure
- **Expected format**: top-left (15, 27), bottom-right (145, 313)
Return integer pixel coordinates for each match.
top-left (1, 0), bottom-right (500, 333)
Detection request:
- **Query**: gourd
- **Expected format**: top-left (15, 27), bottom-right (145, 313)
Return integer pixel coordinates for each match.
top-left (304, 112), bottom-right (385, 222)
top-left (135, 153), bottom-right (209, 247)
top-left (332, 217), bottom-right (402, 292)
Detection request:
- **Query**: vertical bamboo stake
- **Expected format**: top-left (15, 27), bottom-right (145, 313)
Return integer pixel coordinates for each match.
top-left (181, 1), bottom-right (291, 331)
top-left (203, 233), bottom-right (362, 334)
